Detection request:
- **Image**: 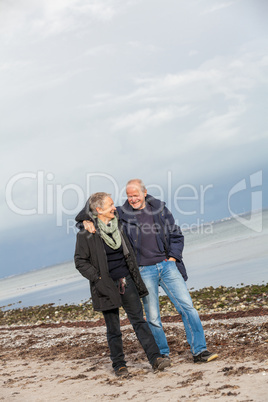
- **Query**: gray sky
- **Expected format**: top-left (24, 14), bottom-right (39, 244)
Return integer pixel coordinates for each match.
top-left (1, 0), bottom-right (268, 277)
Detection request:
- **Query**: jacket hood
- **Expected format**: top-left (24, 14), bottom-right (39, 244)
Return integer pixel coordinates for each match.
top-left (120, 194), bottom-right (165, 217)
top-left (75, 199), bottom-right (91, 222)
top-left (75, 194), bottom-right (165, 223)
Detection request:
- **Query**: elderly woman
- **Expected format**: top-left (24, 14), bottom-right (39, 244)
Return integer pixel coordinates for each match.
top-left (74, 192), bottom-right (170, 377)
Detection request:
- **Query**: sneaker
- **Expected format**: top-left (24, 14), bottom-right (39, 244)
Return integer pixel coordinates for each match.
top-left (115, 366), bottom-right (129, 378)
top-left (194, 350), bottom-right (218, 363)
top-left (152, 356), bottom-right (171, 371)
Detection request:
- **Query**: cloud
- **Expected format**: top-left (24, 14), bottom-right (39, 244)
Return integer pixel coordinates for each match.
top-left (202, 1), bottom-right (238, 15)
top-left (84, 44), bottom-right (116, 57)
top-left (0, 60), bottom-right (32, 72)
top-left (112, 105), bottom-right (192, 132)
top-left (1, 3), bottom-right (268, 224)
top-left (0, 0), bottom-right (140, 41)
top-left (189, 50), bottom-right (199, 57)
top-left (93, 48), bottom-right (267, 139)
top-left (1, 0), bottom-right (268, 278)
top-left (127, 41), bottom-right (161, 53)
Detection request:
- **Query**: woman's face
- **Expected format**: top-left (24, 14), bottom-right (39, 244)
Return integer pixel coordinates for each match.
top-left (97, 196), bottom-right (116, 221)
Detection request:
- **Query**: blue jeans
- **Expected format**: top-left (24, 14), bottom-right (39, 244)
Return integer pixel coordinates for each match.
top-left (139, 260), bottom-right (207, 356)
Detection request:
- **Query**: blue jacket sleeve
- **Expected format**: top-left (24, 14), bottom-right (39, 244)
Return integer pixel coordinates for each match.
top-left (163, 207), bottom-right (184, 261)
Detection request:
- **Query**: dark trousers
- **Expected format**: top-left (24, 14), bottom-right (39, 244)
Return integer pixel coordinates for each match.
top-left (103, 275), bottom-right (161, 371)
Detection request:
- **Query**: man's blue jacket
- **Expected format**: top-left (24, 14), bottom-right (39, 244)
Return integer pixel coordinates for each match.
top-left (117, 195), bottom-right (187, 281)
top-left (75, 194), bottom-right (188, 281)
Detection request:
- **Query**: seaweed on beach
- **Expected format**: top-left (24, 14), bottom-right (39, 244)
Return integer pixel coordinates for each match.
top-left (0, 284), bottom-right (267, 327)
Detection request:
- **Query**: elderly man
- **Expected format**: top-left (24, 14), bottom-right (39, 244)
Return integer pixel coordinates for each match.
top-left (76, 180), bottom-right (218, 364)
top-left (75, 192), bottom-right (170, 377)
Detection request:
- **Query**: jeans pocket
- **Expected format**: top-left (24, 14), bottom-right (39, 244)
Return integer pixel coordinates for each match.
top-left (139, 265), bottom-right (145, 273)
top-left (166, 260), bottom-right (176, 266)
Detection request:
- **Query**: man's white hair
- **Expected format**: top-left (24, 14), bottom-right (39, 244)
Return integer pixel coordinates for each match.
top-left (126, 179), bottom-right (146, 192)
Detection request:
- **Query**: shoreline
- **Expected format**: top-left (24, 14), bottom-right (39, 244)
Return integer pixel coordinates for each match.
top-left (1, 307), bottom-right (268, 332)
top-left (1, 283), bottom-right (267, 327)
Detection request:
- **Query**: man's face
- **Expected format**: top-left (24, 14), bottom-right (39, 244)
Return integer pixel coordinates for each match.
top-left (126, 184), bottom-right (147, 210)
top-left (97, 197), bottom-right (116, 220)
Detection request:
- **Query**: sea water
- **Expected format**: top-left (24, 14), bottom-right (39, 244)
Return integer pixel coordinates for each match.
top-left (0, 210), bottom-right (267, 310)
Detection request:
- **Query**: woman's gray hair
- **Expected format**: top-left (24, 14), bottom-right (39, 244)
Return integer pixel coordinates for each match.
top-left (126, 179), bottom-right (146, 192)
top-left (89, 192), bottom-right (111, 215)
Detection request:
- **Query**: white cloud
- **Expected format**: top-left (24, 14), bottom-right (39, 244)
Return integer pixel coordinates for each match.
top-left (112, 105), bottom-right (192, 132)
top-left (85, 48), bottom-right (267, 139)
top-left (84, 44), bottom-right (116, 56)
top-left (1, 0), bottom-right (268, 248)
top-left (0, 0), bottom-right (140, 41)
top-left (127, 41), bottom-right (161, 53)
top-left (202, 1), bottom-right (238, 15)
top-left (0, 60), bottom-right (32, 72)
top-left (189, 50), bottom-right (199, 57)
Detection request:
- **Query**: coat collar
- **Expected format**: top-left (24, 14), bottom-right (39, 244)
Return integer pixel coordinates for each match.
top-left (119, 194), bottom-right (165, 220)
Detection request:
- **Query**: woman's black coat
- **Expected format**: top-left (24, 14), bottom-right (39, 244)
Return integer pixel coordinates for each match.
top-left (74, 220), bottom-right (148, 312)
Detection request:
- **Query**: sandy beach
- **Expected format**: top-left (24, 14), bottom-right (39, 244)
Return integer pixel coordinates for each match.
top-left (1, 307), bottom-right (267, 402)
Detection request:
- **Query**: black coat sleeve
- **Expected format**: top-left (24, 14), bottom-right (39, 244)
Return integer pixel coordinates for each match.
top-left (74, 231), bottom-right (99, 283)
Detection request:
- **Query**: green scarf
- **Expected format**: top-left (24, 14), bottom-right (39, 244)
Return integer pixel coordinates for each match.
top-left (97, 217), bottom-right (122, 250)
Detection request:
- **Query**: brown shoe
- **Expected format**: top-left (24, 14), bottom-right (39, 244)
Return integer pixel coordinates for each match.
top-left (115, 366), bottom-right (129, 378)
top-left (152, 357), bottom-right (171, 371)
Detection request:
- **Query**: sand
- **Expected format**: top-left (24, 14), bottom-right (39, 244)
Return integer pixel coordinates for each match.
top-left (1, 311), bottom-right (267, 401)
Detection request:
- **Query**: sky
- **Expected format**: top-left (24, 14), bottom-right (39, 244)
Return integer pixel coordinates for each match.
top-left (1, 0), bottom-right (268, 278)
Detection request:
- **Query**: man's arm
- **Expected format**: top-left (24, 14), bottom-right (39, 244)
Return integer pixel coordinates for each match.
top-left (161, 207), bottom-right (188, 281)
top-left (83, 220), bottom-right (96, 233)
top-left (163, 207), bottom-right (184, 261)
top-left (75, 201), bottom-right (96, 232)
